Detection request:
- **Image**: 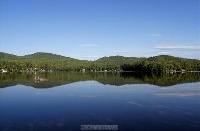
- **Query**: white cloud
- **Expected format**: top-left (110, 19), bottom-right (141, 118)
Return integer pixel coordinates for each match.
top-left (148, 33), bottom-right (162, 37)
top-left (154, 45), bottom-right (200, 50)
top-left (111, 51), bottom-right (132, 53)
top-left (77, 44), bottom-right (99, 47)
top-left (159, 52), bottom-right (170, 55)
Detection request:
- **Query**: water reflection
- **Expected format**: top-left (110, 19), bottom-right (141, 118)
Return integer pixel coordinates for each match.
top-left (0, 72), bottom-right (199, 88)
top-left (0, 75), bottom-right (200, 131)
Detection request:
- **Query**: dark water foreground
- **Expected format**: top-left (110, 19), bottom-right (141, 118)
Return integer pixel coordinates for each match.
top-left (0, 72), bottom-right (200, 131)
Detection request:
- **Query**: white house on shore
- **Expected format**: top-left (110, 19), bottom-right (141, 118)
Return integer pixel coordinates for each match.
top-left (1, 69), bottom-right (8, 73)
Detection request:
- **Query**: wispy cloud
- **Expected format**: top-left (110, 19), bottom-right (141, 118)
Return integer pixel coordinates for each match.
top-left (148, 33), bottom-right (162, 37)
top-left (111, 51), bottom-right (132, 53)
top-left (77, 44), bottom-right (99, 47)
top-left (154, 45), bottom-right (200, 50)
top-left (159, 52), bottom-right (170, 55)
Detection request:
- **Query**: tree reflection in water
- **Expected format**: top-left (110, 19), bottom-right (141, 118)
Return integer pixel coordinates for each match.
top-left (0, 72), bottom-right (199, 88)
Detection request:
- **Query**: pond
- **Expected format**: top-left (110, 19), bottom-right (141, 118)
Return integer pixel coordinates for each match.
top-left (0, 72), bottom-right (200, 131)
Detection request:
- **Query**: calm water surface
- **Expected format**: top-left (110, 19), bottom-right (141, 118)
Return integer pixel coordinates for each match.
top-left (0, 73), bottom-right (200, 131)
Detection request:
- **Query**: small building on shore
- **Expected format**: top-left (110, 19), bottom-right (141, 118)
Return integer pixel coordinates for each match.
top-left (1, 69), bottom-right (8, 73)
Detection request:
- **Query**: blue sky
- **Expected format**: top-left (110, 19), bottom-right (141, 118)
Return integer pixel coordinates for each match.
top-left (0, 0), bottom-right (199, 60)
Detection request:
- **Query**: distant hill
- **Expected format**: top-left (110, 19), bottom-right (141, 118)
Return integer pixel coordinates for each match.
top-left (22, 52), bottom-right (75, 60)
top-left (120, 55), bottom-right (200, 72)
top-left (0, 52), bottom-right (86, 71)
top-left (1, 52), bottom-right (199, 62)
top-left (0, 52), bottom-right (17, 59)
top-left (23, 52), bottom-right (66, 58)
top-left (147, 55), bottom-right (198, 62)
top-left (0, 52), bottom-right (82, 64)
top-left (92, 56), bottom-right (146, 71)
top-left (96, 55), bottom-right (144, 64)
top-left (0, 52), bottom-right (200, 72)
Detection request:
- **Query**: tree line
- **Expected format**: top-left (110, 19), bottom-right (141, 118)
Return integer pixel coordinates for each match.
top-left (0, 52), bottom-right (200, 72)
top-left (1, 72), bottom-right (200, 88)
top-left (120, 56), bottom-right (200, 72)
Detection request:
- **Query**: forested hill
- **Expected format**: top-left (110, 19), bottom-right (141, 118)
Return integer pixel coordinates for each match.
top-left (0, 52), bottom-right (200, 72)
top-left (121, 55), bottom-right (200, 72)
top-left (96, 56), bottom-right (145, 65)
top-left (148, 55), bottom-right (198, 62)
top-left (22, 52), bottom-right (77, 60)
top-left (0, 52), bottom-right (78, 61)
top-left (0, 52), bottom-right (17, 59)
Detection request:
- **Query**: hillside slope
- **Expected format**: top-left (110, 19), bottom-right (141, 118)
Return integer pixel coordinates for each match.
top-left (0, 52), bottom-right (200, 72)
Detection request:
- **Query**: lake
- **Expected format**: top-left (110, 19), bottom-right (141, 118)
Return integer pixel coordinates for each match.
top-left (0, 72), bottom-right (200, 131)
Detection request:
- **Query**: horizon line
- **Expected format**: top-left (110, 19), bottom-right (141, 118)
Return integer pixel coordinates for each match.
top-left (1, 51), bottom-right (200, 61)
